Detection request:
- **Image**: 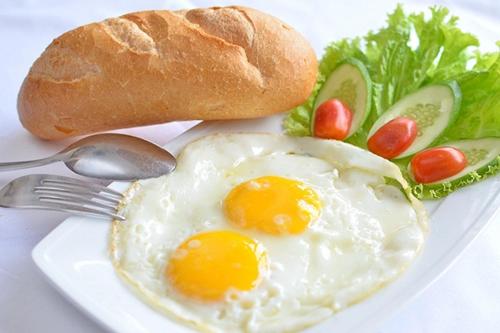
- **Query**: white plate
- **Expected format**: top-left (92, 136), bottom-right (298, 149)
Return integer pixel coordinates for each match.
top-left (32, 115), bottom-right (500, 333)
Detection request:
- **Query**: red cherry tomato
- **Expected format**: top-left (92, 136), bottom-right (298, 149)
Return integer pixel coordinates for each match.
top-left (367, 117), bottom-right (418, 159)
top-left (411, 147), bottom-right (467, 183)
top-left (313, 99), bottom-right (353, 140)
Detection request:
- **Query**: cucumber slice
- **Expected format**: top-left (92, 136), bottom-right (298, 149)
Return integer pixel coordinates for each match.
top-left (409, 138), bottom-right (500, 199)
top-left (312, 58), bottom-right (372, 138)
top-left (368, 82), bottom-right (462, 159)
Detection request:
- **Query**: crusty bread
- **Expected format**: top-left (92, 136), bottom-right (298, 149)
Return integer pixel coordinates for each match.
top-left (17, 6), bottom-right (317, 140)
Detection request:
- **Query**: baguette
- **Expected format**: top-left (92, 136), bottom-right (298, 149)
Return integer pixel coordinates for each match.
top-left (17, 6), bottom-right (317, 140)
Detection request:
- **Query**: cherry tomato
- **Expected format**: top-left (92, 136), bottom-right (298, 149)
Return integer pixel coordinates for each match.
top-left (313, 99), bottom-right (353, 140)
top-left (367, 117), bottom-right (417, 159)
top-left (411, 147), bottom-right (467, 183)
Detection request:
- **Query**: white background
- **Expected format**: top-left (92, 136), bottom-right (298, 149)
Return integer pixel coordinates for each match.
top-left (0, 0), bottom-right (499, 332)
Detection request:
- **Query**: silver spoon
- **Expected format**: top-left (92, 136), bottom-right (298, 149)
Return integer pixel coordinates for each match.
top-left (0, 134), bottom-right (176, 180)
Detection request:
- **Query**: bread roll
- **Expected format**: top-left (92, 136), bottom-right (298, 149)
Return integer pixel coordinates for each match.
top-left (17, 6), bottom-right (317, 140)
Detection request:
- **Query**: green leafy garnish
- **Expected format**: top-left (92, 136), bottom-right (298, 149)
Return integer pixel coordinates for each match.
top-left (283, 5), bottom-right (500, 199)
top-left (438, 55), bottom-right (500, 142)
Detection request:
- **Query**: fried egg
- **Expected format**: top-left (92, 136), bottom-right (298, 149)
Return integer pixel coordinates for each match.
top-left (111, 133), bottom-right (427, 333)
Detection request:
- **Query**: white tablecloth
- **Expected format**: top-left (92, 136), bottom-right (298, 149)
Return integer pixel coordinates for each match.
top-left (1, 1), bottom-right (499, 332)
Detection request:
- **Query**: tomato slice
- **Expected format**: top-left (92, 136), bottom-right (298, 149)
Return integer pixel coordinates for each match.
top-left (411, 147), bottom-right (467, 183)
top-left (313, 99), bottom-right (353, 140)
top-left (367, 117), bottom-right (417, 159)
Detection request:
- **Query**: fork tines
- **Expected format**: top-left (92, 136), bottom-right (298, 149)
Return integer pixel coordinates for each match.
top-left (34, 176), bottom-right (125, 221)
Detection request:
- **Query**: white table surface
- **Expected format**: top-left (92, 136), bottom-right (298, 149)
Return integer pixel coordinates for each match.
top-left (1, 0), bottom-right (499, 332)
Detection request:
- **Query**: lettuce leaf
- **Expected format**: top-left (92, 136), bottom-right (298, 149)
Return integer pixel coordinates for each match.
top-left (284, 5), bottom-right (500, 199)
top-left (438, 54), bottom-right (500, 141)
top-left (285, 6), bottom-right (487, 136)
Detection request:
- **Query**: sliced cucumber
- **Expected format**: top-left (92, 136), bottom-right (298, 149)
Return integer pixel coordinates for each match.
top-left (409, 138), bottom-right (500, 199)
top-left (368, 82), bottom-right (462, 159)
top-left (312, 58), bottom-right (372, 137)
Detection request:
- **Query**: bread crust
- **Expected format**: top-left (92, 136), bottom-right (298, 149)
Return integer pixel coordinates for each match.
top-left (17, 6), bottom-right (317, 140)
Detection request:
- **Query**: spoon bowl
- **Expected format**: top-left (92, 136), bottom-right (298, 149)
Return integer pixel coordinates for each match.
top-left (0, 134), bottom-right (177, 180)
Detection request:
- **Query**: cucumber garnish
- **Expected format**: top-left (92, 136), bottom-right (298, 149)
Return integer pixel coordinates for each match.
top-left (409, 138), bottom-right (500, 199)
top-left (368, 82), bottom-right (462, 158)
top-left (312, 58), bottom-right (372, 138)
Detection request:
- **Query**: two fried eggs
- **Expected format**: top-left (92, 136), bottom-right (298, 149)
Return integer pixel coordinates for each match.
top-left (111, 133), bottom-right (427, 332)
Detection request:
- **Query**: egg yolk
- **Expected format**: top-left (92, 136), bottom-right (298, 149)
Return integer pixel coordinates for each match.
top-left (224, 176), bottom-right (321, 235)
top-left (166, 231), bottom-right (267, 302)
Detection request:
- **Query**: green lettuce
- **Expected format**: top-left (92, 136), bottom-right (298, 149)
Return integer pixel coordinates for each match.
top-left (284, 5), bottom-right (500, 199)
top-left (438, 54), bottom-right (500, 142)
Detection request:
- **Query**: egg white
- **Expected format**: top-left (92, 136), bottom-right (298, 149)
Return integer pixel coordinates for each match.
top-left (111, 133), bottom-right (427, 333)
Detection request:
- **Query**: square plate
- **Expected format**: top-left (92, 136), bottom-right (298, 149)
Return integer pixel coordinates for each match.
top-left (32, 115), bottom-right (500, 333)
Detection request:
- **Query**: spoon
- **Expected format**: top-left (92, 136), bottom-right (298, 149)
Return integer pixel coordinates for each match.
top-left (0, 134), bottom-right (176, 180)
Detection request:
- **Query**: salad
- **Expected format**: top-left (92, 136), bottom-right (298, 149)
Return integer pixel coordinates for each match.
top-left (284, 5), bottom-right (500, 199)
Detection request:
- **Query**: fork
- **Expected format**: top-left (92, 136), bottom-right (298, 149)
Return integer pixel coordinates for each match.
top-left (0, 174), bottom-right (125, 221)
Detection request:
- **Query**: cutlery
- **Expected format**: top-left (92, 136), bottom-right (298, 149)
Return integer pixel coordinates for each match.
top-left (0, 174), bottom-right (125, 220)
top-left (0, 134), bottom-right (176, 181)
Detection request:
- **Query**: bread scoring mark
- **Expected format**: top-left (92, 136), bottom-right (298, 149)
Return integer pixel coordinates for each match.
top-left (226, 6), bottom-right (258, 36)
top-left (30, 40), bottom-right (101, 83)
top-left (54, 125), bottom-right (75, 134)
top-left (185, 7), bottom-right (256, 52)
top-left (102, 18), bottom-right (159, 55)
top-left (182, 7), bottom-right (265, 89)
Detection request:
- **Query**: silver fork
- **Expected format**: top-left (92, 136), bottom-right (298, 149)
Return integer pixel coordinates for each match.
top-left (0, 174), bottom-right (125, 221)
